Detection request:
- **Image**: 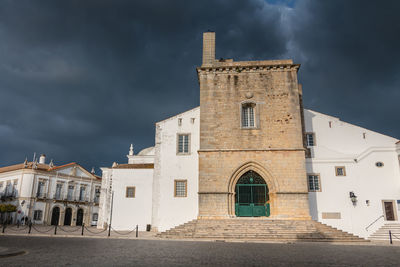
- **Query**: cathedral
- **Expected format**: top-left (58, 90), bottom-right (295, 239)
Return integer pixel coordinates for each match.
top-left (98, 32), bottom-right (400, 240)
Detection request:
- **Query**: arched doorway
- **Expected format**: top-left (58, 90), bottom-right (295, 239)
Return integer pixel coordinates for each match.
top-left (64, 208), bottom-right (72, 226)
top-left (51, 207), bottom-right (60, 225)
top-left (235, 170), bottom-right (270, 217)
top-left (76, 209), bottom-right (84, 226)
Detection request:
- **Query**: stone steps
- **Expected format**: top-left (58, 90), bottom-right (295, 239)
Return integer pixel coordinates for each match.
top-left (157, 219), bottom-right (367, 242)
top-left (369, 223), bottom-right (400, 240)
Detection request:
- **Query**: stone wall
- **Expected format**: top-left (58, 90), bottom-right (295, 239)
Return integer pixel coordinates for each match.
top-left (197, 48), bottom-right (310, 219)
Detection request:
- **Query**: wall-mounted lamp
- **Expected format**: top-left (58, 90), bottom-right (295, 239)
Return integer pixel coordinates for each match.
top-left (366, 200), bottom-right (370, 206)
top-left (349, 191), bottom-right (357, 206)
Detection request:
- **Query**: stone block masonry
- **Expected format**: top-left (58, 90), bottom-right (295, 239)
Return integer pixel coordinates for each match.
top-left (197, 32), bottom-right (310, 219)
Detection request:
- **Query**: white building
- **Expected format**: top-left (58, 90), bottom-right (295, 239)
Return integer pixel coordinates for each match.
top-left (304, 110), bottom-right (400, 238)
top-left (98, 145), bottom-right (154, 231)
top-left (0, 154), bottom-right (102, 226)
top-left (98, 32), bottom-right (399, 239)
top-left (98, 107), bottom-right (400, 238)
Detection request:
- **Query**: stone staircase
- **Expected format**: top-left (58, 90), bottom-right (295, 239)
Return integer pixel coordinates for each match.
top-left (369, 223), bottom-right (400, 241)
top-left (157, 218), bottom-right (367, 242)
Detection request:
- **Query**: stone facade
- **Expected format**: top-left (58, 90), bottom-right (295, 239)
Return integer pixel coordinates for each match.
top-left (197, 32), bottom-right (310, 219)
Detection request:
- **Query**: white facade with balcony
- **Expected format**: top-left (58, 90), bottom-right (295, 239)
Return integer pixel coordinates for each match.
top-left (0, 155), bottom-right (101, 226)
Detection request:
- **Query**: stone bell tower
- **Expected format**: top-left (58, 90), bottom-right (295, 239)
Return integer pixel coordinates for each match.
top-left (197, 32), bottom-right (311, 219)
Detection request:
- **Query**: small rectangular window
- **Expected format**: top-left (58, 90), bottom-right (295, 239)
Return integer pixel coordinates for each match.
top-left (308, 174), bottom-right (321, 192)
top-left (33, 210), bottom-right (42, 220)
top-left (335, 166), bottom-right (346, 176)
top-left (306, 133), bottom-right (315, 146)
top-left (177, 134), bottom-right (190, 154)
top-left (126, 187), bottom-right (136, 198)
top-left (174, 180), bottom-right (187, 197)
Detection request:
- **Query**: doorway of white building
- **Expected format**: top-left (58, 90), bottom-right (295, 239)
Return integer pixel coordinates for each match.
top-left (76, 209), bottom-right (84, 226)
top-left (383, 201), bottom-right (396, 221)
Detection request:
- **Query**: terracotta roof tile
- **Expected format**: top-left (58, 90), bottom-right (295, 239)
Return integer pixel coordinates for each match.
top-left (113, 163), bottom-right (154, 169)
top-left (0, 162), bottom-right (51, 174)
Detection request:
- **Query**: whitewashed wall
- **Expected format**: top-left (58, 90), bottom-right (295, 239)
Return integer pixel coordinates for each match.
top-left (107, 168), bottom-right (153, 231)
top-left (152, 107), bottom-right (200, 232)
top-left (305, 109), bottom-right (400, 238)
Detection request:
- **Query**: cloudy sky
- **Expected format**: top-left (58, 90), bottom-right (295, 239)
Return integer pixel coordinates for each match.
top-left (0, 0), bottom-right (399, 171)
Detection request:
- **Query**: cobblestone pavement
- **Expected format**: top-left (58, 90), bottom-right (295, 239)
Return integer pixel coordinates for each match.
top-left (1, 235), bottom-right (400, 266)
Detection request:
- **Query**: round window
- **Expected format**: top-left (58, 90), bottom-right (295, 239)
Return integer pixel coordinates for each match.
top-left (375, 162), bottom-right (384, 167)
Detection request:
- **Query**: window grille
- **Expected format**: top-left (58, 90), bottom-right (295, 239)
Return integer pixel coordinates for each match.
top-left (306, 133), bottom-right (315, 146)
top-left (174, 180), bottom-right (187, 197)
top-left (308, 175), bottom-right (320, 191)
top-left (335, 167), bottom-right (346, 176)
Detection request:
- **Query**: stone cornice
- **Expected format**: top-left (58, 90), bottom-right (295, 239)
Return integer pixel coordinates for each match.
top-left (196, 63), bottom-right (300, 74)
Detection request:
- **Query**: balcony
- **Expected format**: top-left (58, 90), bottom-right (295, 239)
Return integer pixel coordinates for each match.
top-left (0, 191), bottom-right (17, 201)
top-left (36, 192), bottom-right (47, 200)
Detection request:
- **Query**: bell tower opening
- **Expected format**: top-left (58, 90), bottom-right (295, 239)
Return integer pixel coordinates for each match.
top-left (235, 171), bottom-right (270, 217)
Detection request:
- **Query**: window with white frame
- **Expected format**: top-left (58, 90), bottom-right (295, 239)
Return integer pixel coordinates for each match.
top-left (306, 133), bottom-right (315, 146)
top-left (177, 134), bottom-right (190, 154)
top-left (92, 213), bottom-right (98, 221)
top-left (36, 181), bottom-right (46, 197)
top-left (335, 166), bottom-right (346, 176)
top-left (308, 174), bottom-right (321, 192)
top-left (33, 210), bottom-right (42, 220)
top-left (174, 180), bottom-right (187, 197)
top-left (55, 183), bottom-right (63, 199)
top-left (241, 103), bottom-right (255, 128)
top-left (79, 186), bottom-right (86, 201)
top-left (94, 186), bottom-right (100, 203)
top-left (67, 185), bottom-right (74, 200)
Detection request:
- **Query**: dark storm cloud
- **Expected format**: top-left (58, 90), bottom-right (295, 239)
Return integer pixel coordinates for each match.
top-left (0, 0), bottom-right (399, 170)
top-left (288, 0), bottom-right (400, 138)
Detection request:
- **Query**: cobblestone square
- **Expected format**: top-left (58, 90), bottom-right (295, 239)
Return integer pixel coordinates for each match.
top-left (1, 236), bottom-right (400, 266)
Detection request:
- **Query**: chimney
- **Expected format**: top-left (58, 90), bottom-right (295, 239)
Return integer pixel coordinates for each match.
top-left (39, 154), bottom-right (46, 164)
top-left (202, 31), bottom-right (215, 66)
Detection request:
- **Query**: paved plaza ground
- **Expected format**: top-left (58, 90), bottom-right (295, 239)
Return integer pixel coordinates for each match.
top-left (1, 235), bottom-right (400, 266)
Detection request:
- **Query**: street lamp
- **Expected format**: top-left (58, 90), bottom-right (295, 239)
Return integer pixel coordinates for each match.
top-left (349, 191), bottom-right (357, 206)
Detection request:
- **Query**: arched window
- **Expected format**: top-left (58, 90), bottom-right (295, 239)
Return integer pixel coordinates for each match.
top-left (241, 103), bottom-right (256, 128)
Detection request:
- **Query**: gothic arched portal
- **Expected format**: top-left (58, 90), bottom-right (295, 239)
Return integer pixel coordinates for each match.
top-left (234, 170), bottom-right (270, 217)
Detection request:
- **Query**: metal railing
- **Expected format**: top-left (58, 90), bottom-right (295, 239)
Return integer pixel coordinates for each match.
top-left (36, 192), bottom-right (47, 199)
top-left (1, 190), bottom-right (17, 199)
top-left (389, 230), bottom-right (400, 244)
top-left (365, 214), bottom-right (384, 231)
top-left (34, 192), bottom-right (97, 203)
